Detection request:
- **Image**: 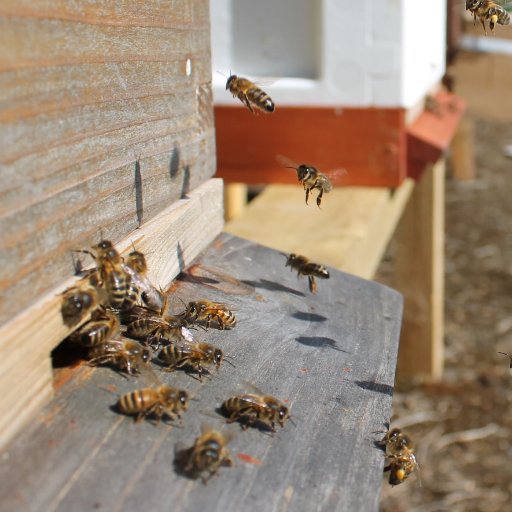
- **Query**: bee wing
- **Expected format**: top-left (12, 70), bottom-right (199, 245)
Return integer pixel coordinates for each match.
top-left (276, 154), bottom-right (299, 169)
top-left (138, 358), bottom-right (162, 387)
top-left (181, 326), bottom-right (195, 342)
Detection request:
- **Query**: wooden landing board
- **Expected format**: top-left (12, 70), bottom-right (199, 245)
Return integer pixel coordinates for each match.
top-left (0, 234), bottom-right (403, 512)
top-left (225, 180), bottom-right (414, 280)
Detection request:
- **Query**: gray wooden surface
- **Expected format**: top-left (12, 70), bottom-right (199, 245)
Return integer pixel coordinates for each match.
top-left (0, 0), bottom-right (215, 327)
top-left (0, 234), bottom-right (403, 512)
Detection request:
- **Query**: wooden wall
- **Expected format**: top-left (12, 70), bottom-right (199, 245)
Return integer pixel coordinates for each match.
top-left (0, 0), bottom-right (216, 328)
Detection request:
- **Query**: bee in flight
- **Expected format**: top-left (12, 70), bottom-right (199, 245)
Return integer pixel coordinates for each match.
top-left (221, 390), bottom-right (291, 432)
top-left (116, 384), bottom-right (190, 423)
top-left (225, 74), bottom-right (275, 114)
top-left (176, 425), bottom-right (233, 484)
top-left (466, 1), bottom-right (510, 32)
top-left (178, 300), bottom-right (236, 330)
top-left (277, 155), bottom-right (346, 208)
top-left (285, 253), bottom-right (330, 294)
top-left (379, 428), bottom-right (419, 486)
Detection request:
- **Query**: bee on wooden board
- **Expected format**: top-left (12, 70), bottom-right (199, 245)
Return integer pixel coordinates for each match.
top-left (380, 428), bottom-right (419, 486)
top-left (497, 351), bottom-right (512, 374)
top-left (222, 391), bottom-right (291, 432)
top-left (466, 0), bottom-right (510, 32)
top-left (122, 246), bottom-right (165, 313)
top-left (116, 384), bottom-right (190, 423)
top-left (285, 253), bottom-right (330, 294)
top-left (225, 74), bottom-right (275, 114)
top-left (60, 279), bottom-right (100, 328)
top-left (124, 306), bottom-right (193, 348)
top-left (88, 338), bottom-right (151, 376)
top-left (178, 300), bottom-right (236, 330)
top-left (70, 307), bottom-right (120, 347)
top-left (177, 425), bottom-right (233, 484)
top-left (276, 155), bottom-right (346, 208)
top-left (75, 239), bottom-right (138, 311)
top-left (158, 341), bottom-right (229, 380)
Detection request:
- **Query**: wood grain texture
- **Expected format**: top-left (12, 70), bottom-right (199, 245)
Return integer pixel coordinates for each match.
top-left (0, 233), bottom-right (403, 512)
top-left (0, 0), bottom-right (215, 327)
top-left (0, 178), bottom-right (224, 448)
top-left (225, 179), bottom-right (414, 280)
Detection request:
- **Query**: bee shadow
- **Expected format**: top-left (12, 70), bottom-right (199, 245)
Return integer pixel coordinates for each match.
top-left (241, 279), bottom-right (305, 297)
top-left (354, 380), bottom-right (394, 397)
top-left (214, 406), bottom-right (274, 435)
top-left (295, 336), bottom-right (346, 352)
top-left (291, 311), bottom-right (328, 322)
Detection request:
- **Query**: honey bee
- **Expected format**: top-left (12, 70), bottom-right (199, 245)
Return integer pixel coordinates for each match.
top-left (61, 280), bottom-right (99, 327)
top-left (221, 392), bottom-right (290, 432)
top-left (285, 253), bottom-right (330, 294)
top-left (380, 428), bottom-right (419, 486)
top-left (123, 248), bottom-right (165, 312)
top-left (117, 385), bottom-right (190, 423)
top-left (178, 425), bottom-right (233, 483)
top-left (276, 155), bottom-right (346, 208)
top-left (76, 239), bottom-right (138, 310)
top-left (466, 1), bottom-right (510, 32)
top-left (225, 74), bottom-right (275, 114)
top-left (178, 300), bottom-right (236, 330)
top-left (384, 450), bottom-right (419, 486)
top-left (124, 306), bottom-right (190, 347)
top-left (498, 351), bottom-right (512, 374)
top-left (70, 307), bottom-right (120, 347)
top-left (88, 338), bottom-right (151, 375)
top-left (158, 341), bottom-right (225, 380)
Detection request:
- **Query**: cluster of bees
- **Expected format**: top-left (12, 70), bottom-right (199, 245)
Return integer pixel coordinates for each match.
top-left (61, 238), bottom-right (292, 483)
top-left (466, 0), bottom-right (511, 32)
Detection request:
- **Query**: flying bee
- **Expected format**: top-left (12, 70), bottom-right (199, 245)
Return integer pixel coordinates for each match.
top-left (221, 392), bottom-right (291, 432)
top-left (61, 279), bottom-right (99, 327)
top-left (178, 300), bottom-right (236, 330)
top-left (70, 307), bottom-right (120, 347)
top-left (75, 239), bottom-right (138, 310)
top-left (384, 450), bottom-right (419, 486)
top-left (116, 384), bottom-right (190, 423)
top-left (466, 1), bottom-right (510, 32)
top-left (88, 338), bottom-right (151, 375)
top-left (277, 155), bottom-right (347, 208)
top-left (124, 306), bottom-right (190, 347)
top-left (158, 341), bottom-right (227, 380)
top-left (285, 253), bottom-right (330, 294)
top-left (122, 247), bottom-right (165, 312)
top-left (177, 425), bottom-right (233, 484)
top-left (225, 74), bottom-right (274, 114)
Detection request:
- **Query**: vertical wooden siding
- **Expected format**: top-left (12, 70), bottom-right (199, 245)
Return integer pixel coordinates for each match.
top-left (0, 0), bottom-right (215, 327)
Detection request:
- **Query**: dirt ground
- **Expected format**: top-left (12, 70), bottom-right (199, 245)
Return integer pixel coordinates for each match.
top-left (377, 56), bottom-right (512, 511)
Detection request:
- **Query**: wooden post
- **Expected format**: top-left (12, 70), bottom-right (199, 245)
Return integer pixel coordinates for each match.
top-left (450, 116), bottom-right (476, 181)
top-left (223, 183), bottom-right (248, 221)
top-left (392, 160), bottom-right (445, 380)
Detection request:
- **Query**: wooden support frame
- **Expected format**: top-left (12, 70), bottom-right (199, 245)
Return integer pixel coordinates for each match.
top-left (0, 178), bottom-right (224, 449)
top-left (391, 161), bottom-right (445, 380)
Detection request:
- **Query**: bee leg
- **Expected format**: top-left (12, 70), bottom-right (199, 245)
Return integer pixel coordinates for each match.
top-left (240, 93), bottom-right (254, 114)
top-left (316, 188), bottom-right (323, 208)
top-left (304, 188), bottom-right (310, 205)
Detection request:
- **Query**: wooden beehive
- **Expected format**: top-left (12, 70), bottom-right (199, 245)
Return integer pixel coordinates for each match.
top-left (0, 0), bottom-right (223, 447)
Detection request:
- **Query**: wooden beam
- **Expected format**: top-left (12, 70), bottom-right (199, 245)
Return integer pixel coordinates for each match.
top-left (225, 179), bottom-right (413, 280)
top-left (450, 115), bottom-right (476, 181)
top-left (392, 161), bottom-right (445, 380)
top-left (0, 178), bottom-right (224, 448)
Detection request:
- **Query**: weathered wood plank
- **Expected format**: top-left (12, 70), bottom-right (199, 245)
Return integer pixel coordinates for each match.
top-left (0, 178), bottom-right (224, 447)
top-left (0, 234), bottom-right (403, 512)
top-left (0, 0), bottom-right (215, 327)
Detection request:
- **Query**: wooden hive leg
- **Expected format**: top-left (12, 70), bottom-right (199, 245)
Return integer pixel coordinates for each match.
top-left (450, 116), bottom-right (475, 181)
top-left (223, 183), bottom-right (248, 221)
top-left (392, 160), bottom-right (445, 380)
